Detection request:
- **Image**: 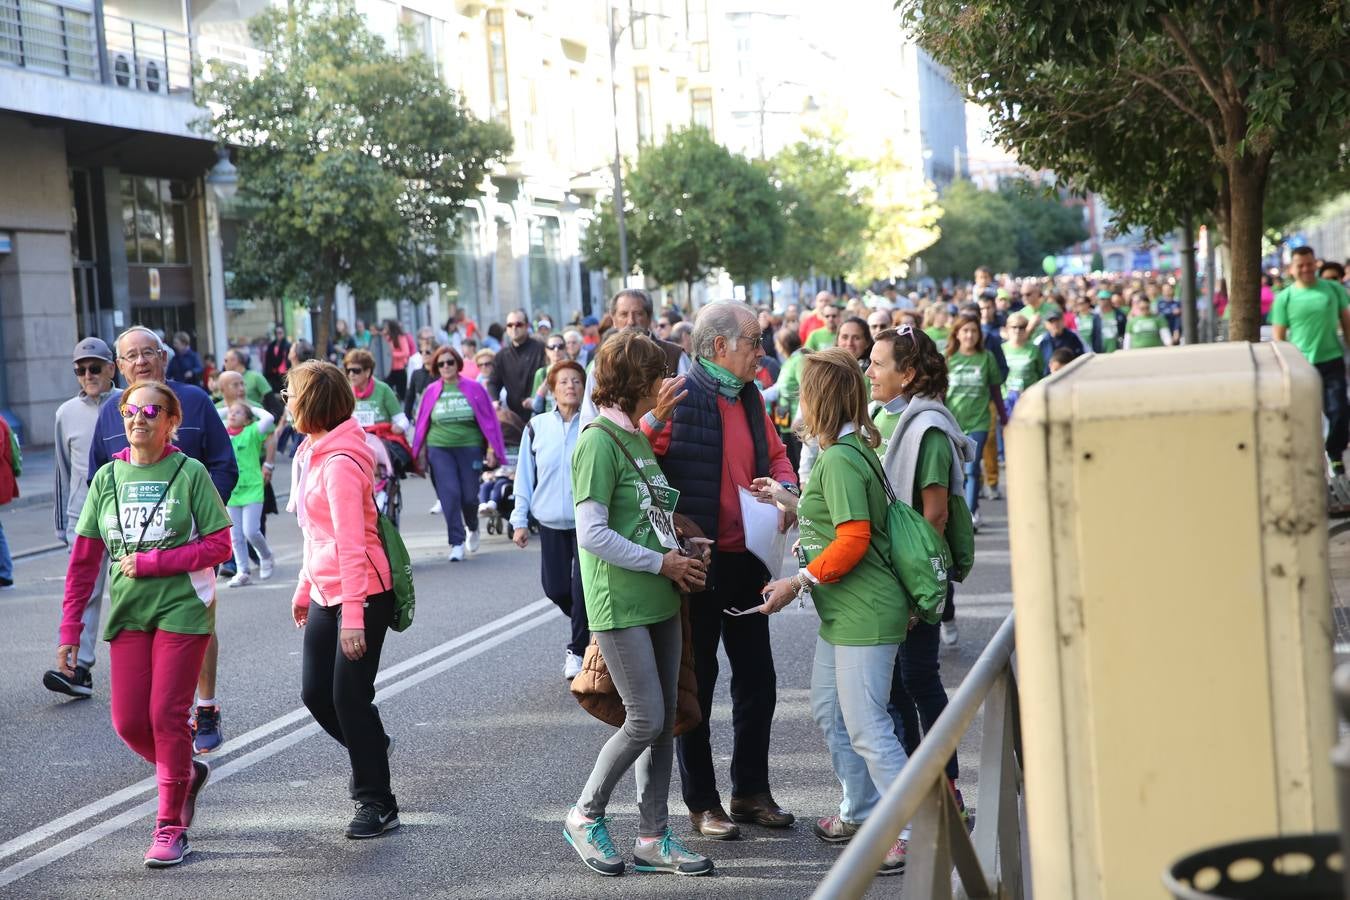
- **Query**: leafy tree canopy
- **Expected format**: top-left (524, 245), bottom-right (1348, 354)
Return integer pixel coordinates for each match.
top-left (919, 179), bottom-right (1018, 281)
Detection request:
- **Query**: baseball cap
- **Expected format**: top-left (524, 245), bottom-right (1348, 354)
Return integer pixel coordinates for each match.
top-left (73, 337), bottom-right (114, 363)
top-left (582, 315), bottom-right (600, 327)
top-left (1046, 310), bottom-right (1063, 321)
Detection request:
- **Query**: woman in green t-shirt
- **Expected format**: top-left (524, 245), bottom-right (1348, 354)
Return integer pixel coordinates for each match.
top-left (564, 332), bottom-right (712, 878)
top-left (1002, 311), bottom-right (1045, 419)
top-left (945, 314), bottom-right (1005, 529)
top-left (56, 381), bottom-right (233, 868)
top-left (757, 347), bottom-right (911, 876)
top-left (922, 304), bottom-right (951, 353)
top-left (1124, 294), bottom-right (1174, 349)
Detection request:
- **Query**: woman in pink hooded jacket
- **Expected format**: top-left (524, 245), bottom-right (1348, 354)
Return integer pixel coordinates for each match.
top-left (285, 361), bottom-right (399, 841)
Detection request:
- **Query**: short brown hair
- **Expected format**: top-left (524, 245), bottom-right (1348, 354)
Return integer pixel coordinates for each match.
top-left (546, 359), bottom-right (586, 391)
top-left (799, 348), bottom-right (879, 450)
top-left (591, 331), bottom-right (668, 415)
top-left (343, 348), bottom-right (375, 371)
top-left (875, 327), bottom-right (947, 401)
top-left (430, 345), bottom-right (463, 371)
top-left (286, 360), bottom-right (354, 434)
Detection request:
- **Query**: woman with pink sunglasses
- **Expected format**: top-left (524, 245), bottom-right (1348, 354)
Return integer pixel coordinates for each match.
top-left (57, 380), bottom-right (233, 868)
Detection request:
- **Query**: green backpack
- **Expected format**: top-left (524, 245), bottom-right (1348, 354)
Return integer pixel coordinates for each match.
top-left (842, 443), bottom-right (952, 625)
top-left (945, 493), bottom-right (975, 583)
top-left (334, 453), bottom-right (415, 632)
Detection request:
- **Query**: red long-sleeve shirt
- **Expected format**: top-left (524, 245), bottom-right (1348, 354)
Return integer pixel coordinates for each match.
top-left (644, 396), bottom-right (797, 552)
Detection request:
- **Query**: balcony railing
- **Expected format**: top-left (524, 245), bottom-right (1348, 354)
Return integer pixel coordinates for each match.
top-left (0, 0), bottom-right (195, 96)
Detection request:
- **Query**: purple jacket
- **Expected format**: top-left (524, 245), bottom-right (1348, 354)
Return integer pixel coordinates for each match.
top-left (411, 376), bottom-right (508, 461)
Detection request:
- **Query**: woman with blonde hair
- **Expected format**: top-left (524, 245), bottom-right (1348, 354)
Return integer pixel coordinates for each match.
top-left (756, 347), bottom-right (911, 876)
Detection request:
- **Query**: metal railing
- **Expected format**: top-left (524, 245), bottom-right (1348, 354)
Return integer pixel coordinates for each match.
top-left (0, 0), bottom-right (99, 81)
top-left (102, 13), bottom-right (192, 95)
top-left (813, 613), bottom-right (1025, 900)
top-left (0, 0), bottom-right (194, 96)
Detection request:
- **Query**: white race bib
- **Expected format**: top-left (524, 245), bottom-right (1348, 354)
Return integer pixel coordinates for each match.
top-left (119, 481), bottom-right (168, 548)
top-left (355, 408), bottom-right (376, 427)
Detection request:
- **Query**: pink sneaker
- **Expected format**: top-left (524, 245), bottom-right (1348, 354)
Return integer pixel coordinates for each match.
top-left (144, 823), bottom-right (190, 868)
top-left (878, 835), bottom-right (907, 876)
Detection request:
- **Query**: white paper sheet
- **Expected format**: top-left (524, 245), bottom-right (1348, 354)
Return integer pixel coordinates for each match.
top-left (738, 485), bottom-right (791, 579)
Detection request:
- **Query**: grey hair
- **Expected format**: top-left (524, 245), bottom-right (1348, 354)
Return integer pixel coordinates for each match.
top-left (563, 329), bottom-right (583, 342)
top-left (692, 301), bottom-right (754, 360)
top-left (115, 325), bottom-right (165, 355)
top-left (610, 289), bottom-right (654, 318)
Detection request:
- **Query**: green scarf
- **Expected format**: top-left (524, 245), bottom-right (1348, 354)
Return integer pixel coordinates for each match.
top-left (698, 357), bottom-right (745, 399)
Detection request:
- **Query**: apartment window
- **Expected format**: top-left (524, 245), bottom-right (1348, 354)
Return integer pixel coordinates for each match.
top-left (120, 176), bottom-right (189, 265)
top-left (695, 41), bottom-right (709, 72)
top-left (529, 216), bottom-right (562, 323)
top-left (399, 8), bottom-right (436, 70)
top-left (486, 9), bottom-right (509, 124)
top-left (686, 0), bottom-right (708, 41)
top-left (630, 0), bottom-right (647, 50)
top-left (634, 67), bottom-right (654, 146)
top-left (691, 88), bottom-right (713, 133)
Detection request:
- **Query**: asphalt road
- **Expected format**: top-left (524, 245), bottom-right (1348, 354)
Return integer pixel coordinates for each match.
top-left (0, 472), bottom-right (1013, 899)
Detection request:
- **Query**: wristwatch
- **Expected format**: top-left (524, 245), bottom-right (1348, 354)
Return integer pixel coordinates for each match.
top-left (780, 482), bottom-right (801, 498)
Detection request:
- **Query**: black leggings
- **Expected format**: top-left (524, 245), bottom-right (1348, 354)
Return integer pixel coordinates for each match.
top-left (301, 591), bottom-right (396, 805)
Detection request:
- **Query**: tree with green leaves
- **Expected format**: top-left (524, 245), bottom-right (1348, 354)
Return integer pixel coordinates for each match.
top-left (769, 135), bottom-right (871, 283)
top-left (198, 0), bottom-right (511, 351)
top-left (583, 128), bottom-right (783, 301)
top-left (999, 179), bottom-right (1090, 275)
top-left (918, 180), bottom-right (1018, 281)
top-left (848, 140), bottom-right (942, 285)
top-left (897, 0), bottom-right (1350, 341)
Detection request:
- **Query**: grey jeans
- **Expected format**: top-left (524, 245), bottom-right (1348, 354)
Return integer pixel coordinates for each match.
top-left (59, 534), bottom-right (107, 670)
top-left (577, 613), bottom-right (682, 837)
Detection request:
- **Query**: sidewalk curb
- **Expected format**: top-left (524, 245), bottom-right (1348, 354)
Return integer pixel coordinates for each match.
top-left (6, 491), bottom-right (54, 512)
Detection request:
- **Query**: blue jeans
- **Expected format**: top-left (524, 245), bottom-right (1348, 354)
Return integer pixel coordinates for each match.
top-left (427, 445), bottom-right (483, 546)
top-left (0, 516), bottom-right (11, 581)
top-left (964, 430), bottom-right (989, 514)
top-left (811, 636), bottom-right (908, 823)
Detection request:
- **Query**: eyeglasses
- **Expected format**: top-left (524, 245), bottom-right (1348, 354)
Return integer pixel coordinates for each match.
top-left (121, 403), bottom-right (163, 420)
top-left (737, 333), bottom-right (763, 350)
top-left (120, 349), bottom-right (163, 363)
top-left (280, 389), bottom-right (291, 401)
top-left (546, 343), bottom-right (565, 351)
top-left (345, 367), bottom-right (366, 375)
top-left (506, 322), bottom-right (527, 329)
top-left (74, 363), bottom-right (105, 376)
top-left (438, 359), bottom-right (459, 369)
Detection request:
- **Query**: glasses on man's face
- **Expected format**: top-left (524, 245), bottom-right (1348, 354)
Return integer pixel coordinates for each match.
top-left (506, 322), bottom-right (527, 330)
top-left (121, 403), bottom-right (163, 421)
top-left (75, 363), bottom-right (105, 377)
top-left (121, 348), bottom-right (162, 363)
top-left (738, 332), bottom-right (763, 350)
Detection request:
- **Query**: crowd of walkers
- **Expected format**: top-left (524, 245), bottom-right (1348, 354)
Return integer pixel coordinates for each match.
top-left (30, 244), bottom-right (1350, 874)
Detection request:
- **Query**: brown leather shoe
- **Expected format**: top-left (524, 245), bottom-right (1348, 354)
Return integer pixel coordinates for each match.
top-left (688, 805), bottom-right (742, 840)
top-left (729, 792), bottom-right (796, 828)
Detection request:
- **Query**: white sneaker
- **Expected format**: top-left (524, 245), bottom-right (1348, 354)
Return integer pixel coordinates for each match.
top-left (466, 529), bottom-right (480, 553)
top-left (979, 484), bottom-right (994, 501)
top-left (971, 510), bottom-right (982, 533)
top-left (258, 558), bottom-right (274, 581)
top-left (940, 622), bottom-right (959, 647)
top-left (564, 650), bottom-right (583, 680)
top-left (989, 485), bottom-right (1003, 501)
top-left (430, 500), bottom-right (442, 515)
top-left (449, 545), bottom-right (464, 562)
top-left (227, 572), bottom-right (251, 588)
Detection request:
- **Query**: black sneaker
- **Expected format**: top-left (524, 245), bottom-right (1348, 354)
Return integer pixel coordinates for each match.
top-left (345, 801), bottom-right (400, 839)
top-left (193, 705), bottom-right (223, 754)
top-left (43, 665), bottom-right (93, 698)
top-left (0, 576), bottom-right (13, 588)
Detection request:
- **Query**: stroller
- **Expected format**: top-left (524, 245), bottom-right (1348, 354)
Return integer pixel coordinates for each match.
top-left (364, 433), bottom-right (404, 527)
top-left (480, 407), bottom-right (524, 536)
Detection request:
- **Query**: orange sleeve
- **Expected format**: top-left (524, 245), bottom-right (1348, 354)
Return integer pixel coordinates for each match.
top-left (806, 520), bottom-right (871, 584)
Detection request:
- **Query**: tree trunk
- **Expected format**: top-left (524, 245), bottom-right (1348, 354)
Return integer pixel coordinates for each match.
top-left (1224, 158), bottom-right (1270, 343)
top-left (313, 290), bottom-right (333, 362)
top-left (1180, 211), bottom-right (1198, 345)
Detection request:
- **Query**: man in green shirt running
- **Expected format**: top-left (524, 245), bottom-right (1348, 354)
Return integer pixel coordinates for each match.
top-left (1272, 245), bottom-right (1350, 473)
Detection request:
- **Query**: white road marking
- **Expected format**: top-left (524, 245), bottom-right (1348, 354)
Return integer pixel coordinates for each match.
top-left (0, 598), bottom-right (553, 877)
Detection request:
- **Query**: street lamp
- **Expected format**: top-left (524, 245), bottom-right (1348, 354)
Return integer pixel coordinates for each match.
top-left (205, 147), bottom-right (239, 213)
top-left (606, 4), bottom-right (668, 281)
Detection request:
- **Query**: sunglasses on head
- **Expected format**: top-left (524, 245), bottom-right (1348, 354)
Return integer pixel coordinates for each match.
top-left (121, 403), bottom-right (163, 420)
top-left (75, 363), bottom-right (105, 376)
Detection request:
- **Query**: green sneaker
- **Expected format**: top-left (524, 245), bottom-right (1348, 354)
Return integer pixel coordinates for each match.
top-left (632, 828), bottom-right (714, 876)
top-left (564, 807), bottom-right (624, 876)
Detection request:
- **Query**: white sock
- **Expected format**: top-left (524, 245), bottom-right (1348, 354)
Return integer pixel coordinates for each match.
top-left (197, 697), bottom-right (217, 709)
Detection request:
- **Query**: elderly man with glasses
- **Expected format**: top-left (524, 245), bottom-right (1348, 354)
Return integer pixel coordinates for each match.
top-left (487, 309), bottom-right (548, 421)
top-left (86, 326), bottom-right (237, 752)
top-left (639, 300), bottom-right (800, 841)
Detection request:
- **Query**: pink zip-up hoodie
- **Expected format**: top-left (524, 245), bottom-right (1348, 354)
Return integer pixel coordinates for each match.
top-left (289, 417), bottom-right (391, 630)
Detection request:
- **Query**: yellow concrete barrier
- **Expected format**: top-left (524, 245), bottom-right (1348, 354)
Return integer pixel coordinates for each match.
top-left (1006, 342), bottom-right (1336, 899)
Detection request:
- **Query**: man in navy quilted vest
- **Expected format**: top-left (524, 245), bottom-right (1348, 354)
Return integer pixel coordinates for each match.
top-left (639, 300), bottom-right (800, 840)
